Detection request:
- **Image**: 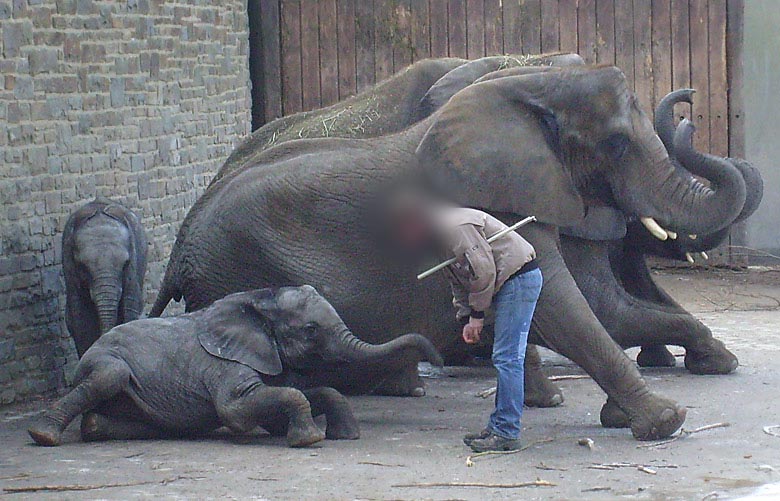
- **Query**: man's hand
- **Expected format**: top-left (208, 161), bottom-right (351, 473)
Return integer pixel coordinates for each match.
top-left (462, 317), bottom-right (484, 344)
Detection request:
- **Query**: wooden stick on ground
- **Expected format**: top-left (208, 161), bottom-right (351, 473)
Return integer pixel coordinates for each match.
top-left (393, 480), bottom-right (555, 489)
top-left (636, 422), bottom-right (731, 449)
top-left (466, 437), bottom-right (555, 466)
top-left (3, 476), bottom-right (190, 494)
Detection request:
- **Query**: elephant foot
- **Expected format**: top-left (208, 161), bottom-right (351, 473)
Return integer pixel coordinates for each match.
top-left (524, 376), bottom-right (564, 408)
top-left (684, 339), bottom-right (738, 375)
top-left (28, 415), bottom-right (64, 446)
top-left (325, 418), bottom-right (360, 440)
top-left (286, 423), bottom-right (325, 448)
top-left (637, 345), bottom-right (677, 368)
top-left (80, 412), bottom-right (106, 442)
top-left (373, 366), bottom-right (426, 397)
top-left (599, 398), bottom-right (630, 428)
top-left (626, 393), bottom-right (687, 441)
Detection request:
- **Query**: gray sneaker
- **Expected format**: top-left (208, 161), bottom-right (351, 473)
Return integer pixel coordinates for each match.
top-left (468, 432), bottom-right (521, 452)
top-left (463, 428), bottom-right (490, 446)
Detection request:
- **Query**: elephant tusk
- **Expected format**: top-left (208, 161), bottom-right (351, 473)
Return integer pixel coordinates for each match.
top-left (689, 234), bottom-right (698, 240)
top-left (667, 230), bottom-right (678, 240)
top-left (640, 217), bottom-right (668, 241)
top-left (685, 252), bottom-right (695, 264)
top-left (701, 251), bottom-right (709, 260)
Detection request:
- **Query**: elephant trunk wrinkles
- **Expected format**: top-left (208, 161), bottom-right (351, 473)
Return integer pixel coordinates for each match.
top-left (334, 327), bottom-right (441, 366)
top-left (92, 274), bottom-right (121, 334)
top-left (615, 129), bottom-right (746, 236)
top-left (672, 122), bottom-right (763, 225)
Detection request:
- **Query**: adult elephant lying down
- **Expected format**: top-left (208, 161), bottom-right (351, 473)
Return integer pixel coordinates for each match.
top-left (151, 65), bottom-right (754, 440)
top-left (29, 286), bottom-right (442, 447)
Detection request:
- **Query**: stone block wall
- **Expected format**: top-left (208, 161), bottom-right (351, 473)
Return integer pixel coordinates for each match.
top-left (0, 0), bottom-right (251, 404)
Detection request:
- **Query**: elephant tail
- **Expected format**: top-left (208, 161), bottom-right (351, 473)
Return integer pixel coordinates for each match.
top-left (149, 262), bottom-right (181, 317)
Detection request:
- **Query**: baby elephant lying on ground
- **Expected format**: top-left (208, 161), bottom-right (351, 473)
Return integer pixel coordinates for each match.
top-left (29, 286), bottom-right (442, 447)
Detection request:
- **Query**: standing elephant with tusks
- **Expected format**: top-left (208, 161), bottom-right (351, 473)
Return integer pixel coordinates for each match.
top-left (28, 286), bottom-right (443, 447)
top-left (148, 65), bottom-right (753, 440)
top-left (63, 197), bottom-right (147, 357)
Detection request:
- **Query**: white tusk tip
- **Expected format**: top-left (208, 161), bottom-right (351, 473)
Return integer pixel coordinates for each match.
top-left (700, 251), bottom-right (709, 260)
top-left (685, 252), bottom-right (695, 264)
top-left (689, 234), bottom-right (697, 240)
top-left (667, 231), bottom-right (678, 240)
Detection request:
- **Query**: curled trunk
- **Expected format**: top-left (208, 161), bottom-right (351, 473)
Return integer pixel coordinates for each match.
top-left (654, 89), bottom-right (695, 154)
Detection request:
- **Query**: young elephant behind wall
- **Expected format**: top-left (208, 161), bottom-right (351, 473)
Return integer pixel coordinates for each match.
top-left (28, 286), bottom-right (443, 448)
top-left (63, 197), bottom-right (147, 357)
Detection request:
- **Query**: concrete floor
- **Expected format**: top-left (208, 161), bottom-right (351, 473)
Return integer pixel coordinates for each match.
top-left (1, 268), bottom-right (779, 500)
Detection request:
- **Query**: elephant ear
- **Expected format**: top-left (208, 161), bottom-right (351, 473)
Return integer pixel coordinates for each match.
top-left (416, 72), bottom-right (585, 227)
top-left (110, 206), bottom-right (148, 322)
top-left (197, 290), bottom-right (283, 376)
top-left (560, 206), bottom-right (627, 240)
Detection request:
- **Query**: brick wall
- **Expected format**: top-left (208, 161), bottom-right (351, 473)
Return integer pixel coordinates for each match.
top-left (0, 0), bottom-right (251, 404)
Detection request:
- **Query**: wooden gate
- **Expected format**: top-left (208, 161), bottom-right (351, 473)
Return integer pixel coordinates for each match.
top-left (249, 0), bottom-right (746, 262)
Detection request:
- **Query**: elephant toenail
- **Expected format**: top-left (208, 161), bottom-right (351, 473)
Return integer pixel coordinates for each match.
top-left (411, 387), bottom-right (425, 397)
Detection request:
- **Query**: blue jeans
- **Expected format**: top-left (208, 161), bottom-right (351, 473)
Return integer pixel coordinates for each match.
top-left (487, 268), bottom-right (543, 440)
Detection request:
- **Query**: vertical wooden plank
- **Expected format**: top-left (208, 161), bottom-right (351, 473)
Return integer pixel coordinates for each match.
top-left (484, 0), bottom-right (503, 55)
top-left (337, 0), bottom-right (357, 99)
top-left (708, 0), bottom-right (729, 263)
top-left (651, 0), bottom-right (672, 113)
top-left (374, 0), bottom-right (395, 80)
top-left (430, 0), bottom-right (449, 57)
top-left (520, 0), bottom-right (542, 55)
top-left (595, 0), bottom-right (615, 65)
top-left (355, 0), bottom-right (376, 91)
top-left (280, 0), bottom-right (303, 115)
top-left (467, 0), bottom-right (486, 58)
top-left (540, 0), bottom-right (560, 53)
top-left (318, 0), bottom-right (339, 107)
top-left (577, 0), bottom-right (597, 64)
top-left (558, 0), bottom-right (578, 53)
top-left (300, 0), bottom-right (321, 111)
top-left (411, 0), bottom-right (431, 60)
top-left (670, 0), bottom-right (690, 121)
top-left (392, 0), bottom-right (413, 71)
top-left (448, 0), bottom-right (467, 57)
top-left (633, 0), bottom-right (653, 112)
top-left (708, 0), bottom-right (728, 157)
top-left (257, 0), bottom-right (282, 124)
top-left (614, 0), bottom-right (634, 86)
top-left (502, 0), bottom-right (522, 54)
top-left (689, 0), bottom-right (710, 153)
top-left (726, 0), bottom-right (746, 262)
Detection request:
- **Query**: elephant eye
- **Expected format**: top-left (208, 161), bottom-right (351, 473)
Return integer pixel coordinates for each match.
top-left (303, 322), bottom-right (318, 335)
top-left (599, 133), bottom-right (629, 161)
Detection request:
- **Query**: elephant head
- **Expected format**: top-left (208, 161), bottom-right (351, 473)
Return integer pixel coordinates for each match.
top-left (198, 286), bottom-right (443, 375)
top-left (415, 66), bottom-right (747, 238)
top-left (63, 198), bottom-right (147, 341)
top-left (625, 89), bottom-right (764, 262)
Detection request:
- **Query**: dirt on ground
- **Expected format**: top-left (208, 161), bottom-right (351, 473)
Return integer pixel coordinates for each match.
top-left (1, 268), bottom-right (779, 500)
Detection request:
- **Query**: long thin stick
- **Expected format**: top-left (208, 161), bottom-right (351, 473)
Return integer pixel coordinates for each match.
top-left (636, 422), bottom-right (730, 449)
top-left (417, 216), bottom-right (537, 280)
top-left (393, 480), bottom-right (555, 489)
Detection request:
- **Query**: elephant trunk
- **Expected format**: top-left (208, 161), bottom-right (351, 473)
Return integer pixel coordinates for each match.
top-left (654, 88), bottom-right (695, 154)
top-left (92, 274), bottom-right (121, 334)
top-left (612, 124), bottom-right (746, 236)
top-left (333, 327), bottom-right (443, 367)
top-left (671, 121), bottom-right (764, 225)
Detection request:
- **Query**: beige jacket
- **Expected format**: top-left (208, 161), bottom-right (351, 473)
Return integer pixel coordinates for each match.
top-left (437, 208), bottom-right (536, 321)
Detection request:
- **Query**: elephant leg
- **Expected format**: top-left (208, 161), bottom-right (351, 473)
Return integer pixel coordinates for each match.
top-left (524, 344), bottom-right (564, 407)
top-left (372, 353), bottom-right (426, 397)
top-left (568, 238), bottom-right (738, 374)
top-left (28, 359), bottom-right (131, 446)
top-left (216, 383), bottom-right (325, 447)
top-left (80, 412), bottom-right (167, 442)
top-left (304, 387), bottom-right (360, 440)
top-left (600, 397), bottom-right (630, 428)
top-left (522, 225), bottom-right (685, 440)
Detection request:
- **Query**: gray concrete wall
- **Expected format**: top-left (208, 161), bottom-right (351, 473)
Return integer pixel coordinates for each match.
top-left (744, 0), bottom-right (780, 256)
top-left (0, 0), bottom-right (251, 404)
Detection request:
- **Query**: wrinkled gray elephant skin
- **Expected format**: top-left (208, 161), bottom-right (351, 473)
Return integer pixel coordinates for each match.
top-left (147, 63), bottom-right (756, 440)
top-left (63, 197), bottom-right (147, 357)
top-left (28, 286), bottom-right (442, 448)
